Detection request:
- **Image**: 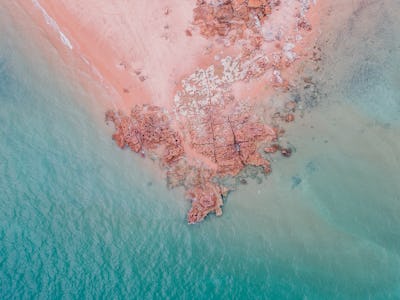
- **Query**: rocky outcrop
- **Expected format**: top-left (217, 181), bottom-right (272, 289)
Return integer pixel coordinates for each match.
top-left (106, 100), bottom-right (277, 224)
top-left (106, 0), bottom-right (315, 223)
top-left (193, 0), bottom-right (277, 38)
top-left (105, 106), bottom-right (185, 165)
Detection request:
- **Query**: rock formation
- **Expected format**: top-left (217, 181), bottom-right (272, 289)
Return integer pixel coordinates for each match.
top-left (106, 0), bottom-right (315, 223)
top-left (193, 0), bottom-right (276, 38)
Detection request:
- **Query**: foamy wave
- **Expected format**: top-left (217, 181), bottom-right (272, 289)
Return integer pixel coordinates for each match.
top-left (31, 0), bottom-right (73, 50)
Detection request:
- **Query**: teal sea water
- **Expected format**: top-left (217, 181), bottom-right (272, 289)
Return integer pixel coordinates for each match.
top-left (1, 1), bottom-right (400, 299)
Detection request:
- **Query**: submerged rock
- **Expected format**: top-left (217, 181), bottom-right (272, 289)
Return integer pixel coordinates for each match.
top-left (281, 147), bottom-right (292, 157)
top-left (291, 175), bottom-right (302, 189)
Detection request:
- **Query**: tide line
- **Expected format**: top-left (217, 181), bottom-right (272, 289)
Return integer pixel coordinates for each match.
top-left (31, 0), bottom-right (73, 50)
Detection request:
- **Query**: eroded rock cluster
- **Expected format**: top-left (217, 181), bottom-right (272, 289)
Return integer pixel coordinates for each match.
top-left (193, 0), bottom-right (279, 38)
top-left (106, 106), bottom-right (184, 165)
top-left (106, 101), bottom-right (278, 223)
top-left (106, 0), bottom-right (314, 223)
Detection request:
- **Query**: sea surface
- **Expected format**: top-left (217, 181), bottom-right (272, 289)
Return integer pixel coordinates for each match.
top-left (1, 1), bottom-right (400, 299)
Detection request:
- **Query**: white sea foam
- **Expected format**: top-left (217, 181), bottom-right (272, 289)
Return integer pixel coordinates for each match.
top-left (31, 0), bottom-right (73, 50)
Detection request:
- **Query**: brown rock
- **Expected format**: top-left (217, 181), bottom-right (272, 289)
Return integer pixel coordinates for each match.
top-left (232, 0), bottom-right (246, 7)
top-left (285, 113), bottom-right (295, 122)
top-left (215, 4), bottom-right (233, 22)
top-left (193, 0), bottom-right (269, 40)
top-left (264, 5), bottom-right (272, 15)
top-left (281, 148), bottom-right (292, 158)
top-left (248, 0), bottom-right (264, 8)
top-left (186, 183), bottom-right (224, 224)
top-left (234, 5), bottom-right (249, 20)
top-left (264, 144), bottom-right (280, 153)
top-left (285, 100), bottom-right (297, 111)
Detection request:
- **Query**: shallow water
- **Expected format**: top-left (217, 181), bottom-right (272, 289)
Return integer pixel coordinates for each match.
top-left (1, 1), bottom-right (400, 299)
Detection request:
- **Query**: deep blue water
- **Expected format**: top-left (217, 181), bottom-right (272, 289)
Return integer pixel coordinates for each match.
top-left (1, 1), bottom-right (400, 299)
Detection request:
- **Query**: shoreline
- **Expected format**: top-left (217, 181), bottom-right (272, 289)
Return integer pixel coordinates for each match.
top-left (12, 1), bottom-right (123, 112)
top-left (13, 0), bottom-right (321, 223)
top-left (15, 0), bottom-right (227, 112)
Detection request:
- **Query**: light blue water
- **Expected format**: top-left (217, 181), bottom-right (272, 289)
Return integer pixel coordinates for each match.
top-left (1, 1), bottom-right (400, 299)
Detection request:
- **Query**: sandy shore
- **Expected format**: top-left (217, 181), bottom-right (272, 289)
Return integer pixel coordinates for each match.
top-left (15, 0), bottom-right (231, 112)
top-left (14, 0), bottom-right (320, 223)
top-left (14, 0), bottom-right (320, 109)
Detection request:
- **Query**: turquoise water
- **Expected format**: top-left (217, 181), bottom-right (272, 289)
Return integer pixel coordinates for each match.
top-left (1, 1), bottom-right (400, 299)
